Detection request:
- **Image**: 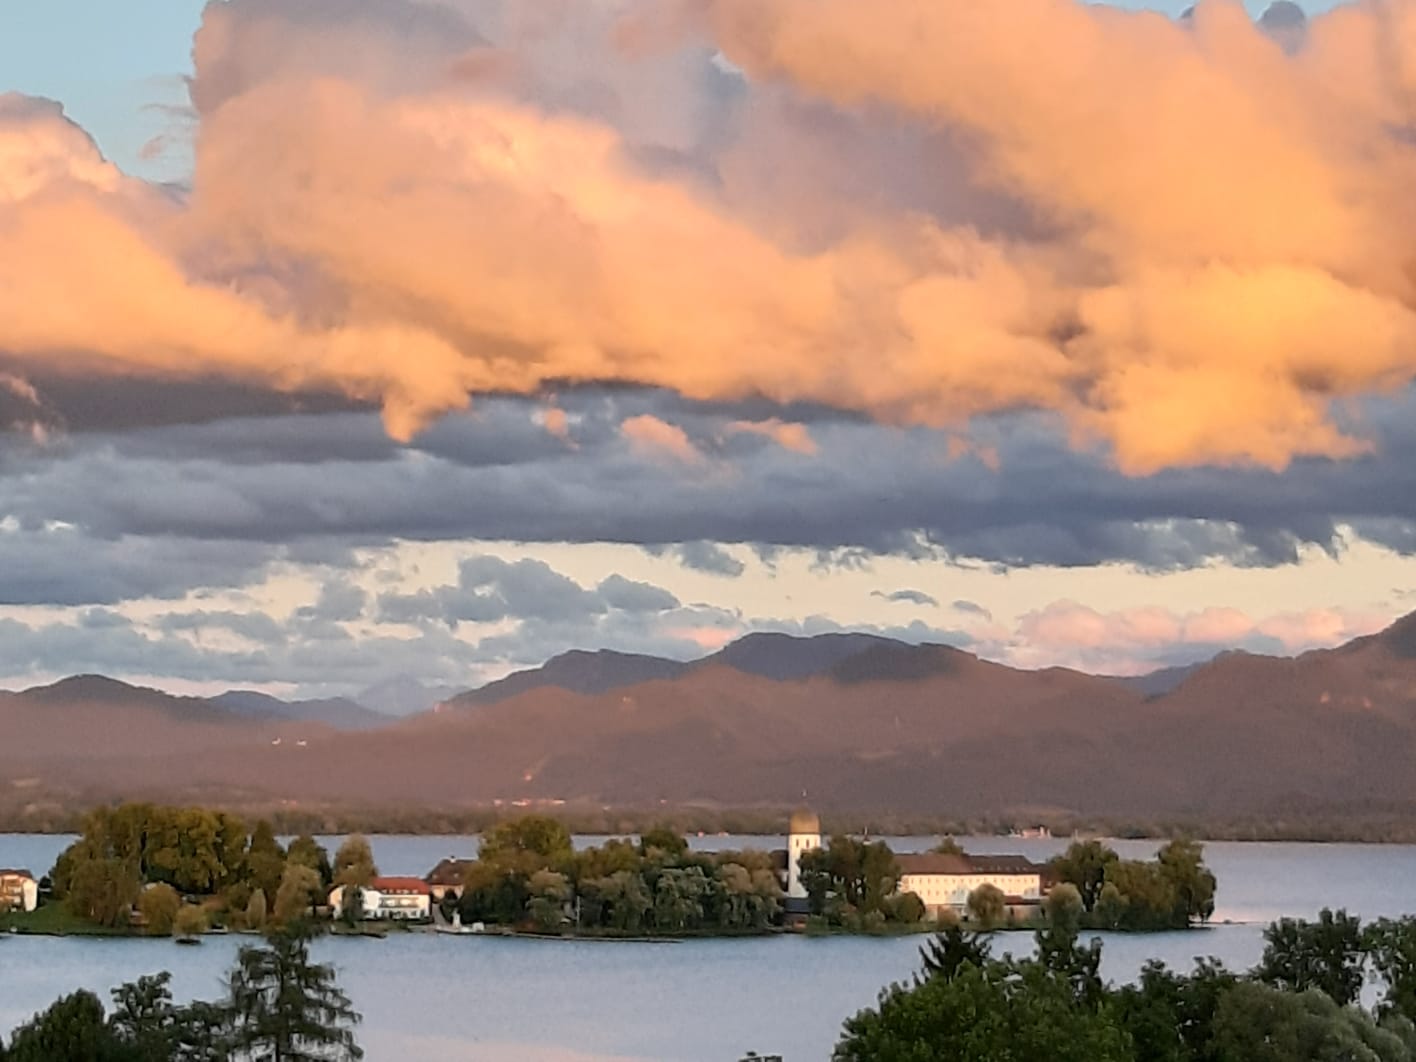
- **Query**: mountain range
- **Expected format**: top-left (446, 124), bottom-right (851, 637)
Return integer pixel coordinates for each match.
top-left (6, 616), bottom-right (1416, 823)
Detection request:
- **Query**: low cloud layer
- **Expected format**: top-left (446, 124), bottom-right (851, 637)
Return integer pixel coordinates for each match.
top-left (3, 1), bottom-right (1415, 472)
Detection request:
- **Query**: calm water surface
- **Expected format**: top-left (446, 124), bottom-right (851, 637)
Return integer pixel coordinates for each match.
top-left (4, 833), bottom-right (1414, 1061)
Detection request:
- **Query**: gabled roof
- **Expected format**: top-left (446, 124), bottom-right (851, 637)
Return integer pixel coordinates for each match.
top-left (371, 877), bottom-right (432, 895)
top-left (0, 868), bottom-right (35, 880)
top-left (425, 858), bottom-right (475, 886)
top-left (896, 853), bottom-right (1042, 877)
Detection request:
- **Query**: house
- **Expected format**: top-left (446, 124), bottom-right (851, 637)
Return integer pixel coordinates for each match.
top-left (896, 853), bottom-right (1046, 917)
top-left (0, 869), bottom-right (39, 913)
top-left (328, 877), bottom-right (432, 921)
top-left (425, 858), bottom-right (476, 902)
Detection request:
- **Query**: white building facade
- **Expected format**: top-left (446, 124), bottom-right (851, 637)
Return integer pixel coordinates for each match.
top-left (329, 877), bottom-right (432, 921)
top-left (0, 869), bottom-right (38, 913)
top-left (896, 854), bottom-right (1044, 914)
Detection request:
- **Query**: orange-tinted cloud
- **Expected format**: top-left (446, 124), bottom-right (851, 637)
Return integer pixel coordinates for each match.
top-left (621, 414), bottom-right (703, 463)
top-left (726, 418), bottom-right (818, 455)
top-left (1013, 599), bottom-right (1390, 672)
top-left (6, 2), bottom-right (1416, 471)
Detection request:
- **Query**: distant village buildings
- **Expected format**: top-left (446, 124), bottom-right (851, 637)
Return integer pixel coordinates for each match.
top-left (0, 868), bottom-right (38, 913)
top-left (329, 877), bottom-right (432, 921)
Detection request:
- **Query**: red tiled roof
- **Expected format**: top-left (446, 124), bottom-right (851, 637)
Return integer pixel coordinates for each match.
top-left (897, 853), bottom-right (1042, 877)
top-left (371, 877), bottom-right (432, 895)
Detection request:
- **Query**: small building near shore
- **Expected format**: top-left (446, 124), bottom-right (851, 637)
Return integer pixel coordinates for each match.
top-left (896, 853), bottom-right (1045, 916)
top-left (329, 877), bottom-right (432, 921)
top-left (425, 858), bottom-right (475, 902)
top-left (0, 868), bottom-right (38, 913)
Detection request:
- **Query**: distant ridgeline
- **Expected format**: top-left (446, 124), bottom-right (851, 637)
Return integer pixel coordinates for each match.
top-left (0, 802), bottom-right (1215, 938)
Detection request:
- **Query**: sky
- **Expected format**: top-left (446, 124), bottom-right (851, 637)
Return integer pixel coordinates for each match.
top-left (1, 0), bottom-right (1414, 702)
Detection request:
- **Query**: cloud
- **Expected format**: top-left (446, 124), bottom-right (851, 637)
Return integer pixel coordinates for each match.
top-left (952, 599), bottom-right (993, 620)
top-left (726, 418), bottom-right (817, 455)
top-left (3, 1), bottom-right (1415, 473)
top-left (620, 415), bottom-right (703, 464)
top-left (660, 540), bottom-right (746, 577)
top-left (1010, 600), bottom-right (1392, 673)
top-left (872, 589), bottom-right (939, 607)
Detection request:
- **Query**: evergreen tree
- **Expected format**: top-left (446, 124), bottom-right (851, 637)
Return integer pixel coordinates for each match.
top-left (226, 926), bottom-right (363, 1061)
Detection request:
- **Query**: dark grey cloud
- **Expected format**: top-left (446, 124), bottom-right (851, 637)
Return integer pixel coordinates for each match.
top-left (951, 599), bottom-right (993, 621)
top-left (597, 574), bottom-right (680, 614)
top-left (378, 557), bottom-right (684, 631)
top-left (649, 541), bottom-right (746, 578)
top-left (872, 589), bottom-right (939, 607)
top-left (5, 386), bottom-right (1416, 611)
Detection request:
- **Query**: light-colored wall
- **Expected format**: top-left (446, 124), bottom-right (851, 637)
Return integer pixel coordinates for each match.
top-left (787, 831), bottom-right (821, 900)
top-left (0, 875), bottom-right (38, 913)
top-left (328, 885), bottom-right (431, 921)
top-left (900, 872), bottom-right (1041, 910)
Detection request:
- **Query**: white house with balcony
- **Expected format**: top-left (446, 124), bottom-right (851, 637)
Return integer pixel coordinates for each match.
top-left (328, 877), bottom-right (432, 921)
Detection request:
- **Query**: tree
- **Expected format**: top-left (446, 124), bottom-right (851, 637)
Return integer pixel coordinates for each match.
top-left (639, 826), bottom-right (689, 860)
top-left (918, 924), bottom-right (991, 983)
top-left (1367, 917), bottom-right (1416, 1025)
top-left (835, 955), bottom-right (1131, 1062)
top-left (66, 854), bottom-right (141, 929)
top-left (1156, 839), bottom-right (1217, 924)
top-left (1095, 882), bottom-right (1126, 930)
top-left (1049, 840), bottom-right (1119, 912)
top-left (245, 890), bottom-right (269, 932)
top-left (1113, 958), bottom-right (1239, 1062)
top-left (1212, 981), bottom-right (1410, 1062)
top-left (285, 836), bottom-right (332, 890)
top-left (174, 904), bottom-right (210, 938)
top-left (245, 822), bottom-right (286, 902)
top-left (4, 990), bottom-right (126, 1062)
top-left (931, 837), bottom-right (964, 856)
top-left (226, 926), bottom-right (363, 1062)
top-left (480, 817), bottom-right (573, 866)
top-left (1104, 860), bottom-right (1178, 930)
top-left (273, 865), bottom-right (324, 926)
top-left (967, 883), bottom-right (1006, 928)
top-left (526, 870), bottom-right (571, 932)
top-left (108, 973), bottom-right (182, 1060)
top-left (140, 884), bottom-right (182, 936)
top-left (1258, 908), bottom-right (1367, 1006)
top-left (1044, 882), bottom-right (1085, 935)
top-left (332, 837), bottom-right (377, 889)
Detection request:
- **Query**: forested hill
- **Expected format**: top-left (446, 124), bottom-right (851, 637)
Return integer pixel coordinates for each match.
top-left (6, 614), bottom-right (1416, 824)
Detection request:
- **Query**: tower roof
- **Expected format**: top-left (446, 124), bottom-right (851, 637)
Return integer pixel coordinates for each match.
top-left (789, 807), bottom-right (820, 834)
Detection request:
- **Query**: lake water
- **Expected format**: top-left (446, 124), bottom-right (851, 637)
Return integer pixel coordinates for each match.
top-left (4, 833), bottom-right (1415, 1061)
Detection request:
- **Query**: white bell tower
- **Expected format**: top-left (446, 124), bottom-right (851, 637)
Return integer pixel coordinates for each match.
top-left (786, 807), bottom-right (822, 904)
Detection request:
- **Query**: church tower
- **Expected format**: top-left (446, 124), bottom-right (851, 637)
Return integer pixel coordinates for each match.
top-left (786, 807), bottom-right (821, 914)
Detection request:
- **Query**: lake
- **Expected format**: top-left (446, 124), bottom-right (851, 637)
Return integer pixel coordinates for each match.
top-left (4, 833), bottom-right (1415, 1061)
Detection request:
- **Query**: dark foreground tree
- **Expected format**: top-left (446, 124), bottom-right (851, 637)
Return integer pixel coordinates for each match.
top-left (835, 955), bottom-right (1132, 1062)
top-left (4, 990), bottom-right (128, 1062)
top-left (1212, 981), bottom-right (1412, 1062)
top-left (226, 926), bottom-right (363, 1061)
top-left (1258, 908), bottom-right (1366, 1006)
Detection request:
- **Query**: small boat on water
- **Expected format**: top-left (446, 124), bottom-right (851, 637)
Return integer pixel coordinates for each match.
top-left (175, 936), bottom-right (202, 946)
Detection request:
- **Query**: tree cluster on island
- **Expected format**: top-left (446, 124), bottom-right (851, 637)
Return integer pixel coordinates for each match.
top-left (453, 819), bottom-right (786, 934)
top-left (0, 925), bottom-right (361, 1062)
top-left (833, 904), bottom-right (1416, 1061)
top-left (29, 802), bottom-right (380, 935)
